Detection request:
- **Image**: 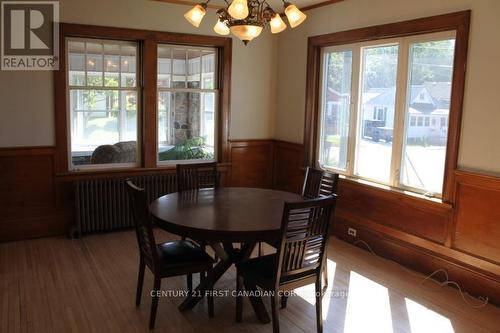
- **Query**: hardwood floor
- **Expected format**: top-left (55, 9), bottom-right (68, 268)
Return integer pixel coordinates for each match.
top-left (1, 230), bottom-right (499, 333)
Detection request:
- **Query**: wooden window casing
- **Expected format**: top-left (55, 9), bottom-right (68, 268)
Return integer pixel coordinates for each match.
top-left (304, 11), bottom-right (470, 203)
top-left (54, 23), bottom-right (232, 174)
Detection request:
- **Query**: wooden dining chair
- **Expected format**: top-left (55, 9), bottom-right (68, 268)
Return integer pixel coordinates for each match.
top-left (260, 168), bottom-right (339, 260)
top-left (301, 167), bottom-right (339, 289)
top-left (176, 162), bottom-right (218, 192)
top-left (126, 180), bottom-right (215, 329)
top-left (302, 167), bottom-right (339, 199)
top-left (236, 195), bottom-right (337, 333)
top-left (176, 162), bottom-right (219, 289)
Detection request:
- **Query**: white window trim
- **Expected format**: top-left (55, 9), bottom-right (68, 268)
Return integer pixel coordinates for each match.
top-left (317, 31), bottom-right (456, 198)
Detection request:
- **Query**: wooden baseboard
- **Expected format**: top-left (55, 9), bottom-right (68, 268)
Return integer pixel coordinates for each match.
top-left (333, 219), bottom-right (500, 306)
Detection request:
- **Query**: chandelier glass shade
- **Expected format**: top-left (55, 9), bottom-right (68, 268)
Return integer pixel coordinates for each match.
top-left (184, 0), bottom-right (307, 44)
top-left (284, 3), bottom-right (307, 28)
top-left (213, 19), bottom-right (231, 35)
top-left (230, 23), bottom-right (264, 42)
top-left (228, 0), bottom-right (250, 20)
top-left (183, 4), bottom-right (207, 28)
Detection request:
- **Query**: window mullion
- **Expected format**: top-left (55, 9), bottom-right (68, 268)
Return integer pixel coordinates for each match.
top-left (84, 42), bottom-right (88, 86)
top-left (390, 39), bottom-right (410, 188)
top-left (169, 48), bottom-right (173, 143)
top-left (348, 44), bottom-right (361, 177)
top-left (316, 49), bottom-right (327, 169)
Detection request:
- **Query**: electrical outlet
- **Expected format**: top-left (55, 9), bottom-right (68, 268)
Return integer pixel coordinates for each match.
top-left (348, 227), bottom-right (357, 237)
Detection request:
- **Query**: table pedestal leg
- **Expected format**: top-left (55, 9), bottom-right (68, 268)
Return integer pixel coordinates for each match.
top-left (178, 241), bottom-right (271, 324)
top-left (236, 242), bottom-right (271, 324)
top-left (178, 243), bottom-right (233, 311)
top-left (242, 278), bottom-right (271, 324)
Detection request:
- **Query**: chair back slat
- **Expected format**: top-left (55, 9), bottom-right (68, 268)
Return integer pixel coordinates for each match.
top-left (125, 180), bottom-right (159, 268)
top-left (276, 196), bottom-right (337, 281)
top-left (302, 167), bottom-right (339, 199)
top-left (177, 162), bottom-right (218, 192)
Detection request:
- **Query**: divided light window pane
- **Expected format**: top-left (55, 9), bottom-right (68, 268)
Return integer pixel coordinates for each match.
top-left (400, 39), bottom-right (456, 194)
top-left (157, 45), bottom-right (217, 164)
top-left (172, 49), bottom-right (187, 88)
top-left (67, 39), bottom-right (139, 169)
top-left (187, 49), bottom-right (201, 89)
top-left (319, 50), bottom-right (352, 171)
top-left (202, 50), bottom-right (216, 89)
top-left (355, 44), bottom-right (399, 184)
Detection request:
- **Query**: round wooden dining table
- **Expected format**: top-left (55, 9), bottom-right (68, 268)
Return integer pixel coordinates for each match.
top-left (150, 187), bottom-right (303, 323)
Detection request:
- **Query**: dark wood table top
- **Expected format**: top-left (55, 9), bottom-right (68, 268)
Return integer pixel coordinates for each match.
top-left (150, 187), bottom-right (303, 243)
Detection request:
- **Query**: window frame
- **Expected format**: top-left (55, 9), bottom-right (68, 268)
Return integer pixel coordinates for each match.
top-left (305, 11), bottom-right (470, 203)
top-left (54, 24), bottom-right (232, 174)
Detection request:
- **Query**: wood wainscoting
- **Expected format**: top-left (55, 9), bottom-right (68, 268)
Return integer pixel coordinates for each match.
top-left (273, 140), bottom-right (305, 193)
top-left (2, 141), bottom-right (500, 305)
top-left (453, 171), bottom-right (500, 265)
top-left (272, 140), bottom-right (500, 305)
top-left (0, 147), bottom-right (70, 241)
top-left (228, 139), bottom-right (274, 188)
top-left (0, 140), bottom-right (273, 242)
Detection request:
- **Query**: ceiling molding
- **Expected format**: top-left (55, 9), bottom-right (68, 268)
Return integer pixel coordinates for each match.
top-left (152, 0), bottom-right (345, 12)
top-left (300, 0), bottom-right (344, 12)
top-left (153, 0), bottom-right (224, 10)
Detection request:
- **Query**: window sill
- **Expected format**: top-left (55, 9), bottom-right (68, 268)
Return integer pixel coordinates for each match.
top-left (55, 162), bottom-right (232, 180)
top-left (338, 174), bottom-right (453, 211)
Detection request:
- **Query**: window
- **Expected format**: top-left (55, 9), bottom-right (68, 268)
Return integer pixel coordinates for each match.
top-left (375, 107), bottom-right (387, 121)
top-left (400, 38), bottom-right (455, 194)
top-left (356, 44), bottom-right (399, 183)
top-left (417, 117), bottom-right (423, 127)
top-left (157, 45), bottom-right (217, 164)
top-left (317, 31), bottom-right (456, 197)
top-left (318, 49), bottom-right (352, 170)
top-left (440, 117), bottom-right (447, 128)
top-left (410, 116), bottom-right (416, 127)
top-left (56, 24), bottom-right (231, 174)
top-left (67, 38), bottom-right (139, 169)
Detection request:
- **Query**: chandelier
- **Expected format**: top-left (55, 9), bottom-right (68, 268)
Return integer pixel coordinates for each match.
top-left (184, 0), bottom-right (307, 44)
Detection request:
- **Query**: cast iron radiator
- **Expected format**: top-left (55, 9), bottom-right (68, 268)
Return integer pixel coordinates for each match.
top-left (72, 173), bottom-right (177, 237)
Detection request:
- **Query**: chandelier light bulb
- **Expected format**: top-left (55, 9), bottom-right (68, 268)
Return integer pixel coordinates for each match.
top-left (184, 4), bottom-right (206, 27)
top-left (270, 13), bottom-right (287, 34)
top-left (228, 0), bottom-right (249, 20)
top-left (284, 3), bottom-right (307, 28)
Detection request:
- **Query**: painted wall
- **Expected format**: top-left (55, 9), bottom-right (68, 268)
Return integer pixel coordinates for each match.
top-left (275, 0), bottom-right (500, 175)
top-left (1, 0), bottom-right (499, 175)
top-left (0, 0), bottom-right (277, 147)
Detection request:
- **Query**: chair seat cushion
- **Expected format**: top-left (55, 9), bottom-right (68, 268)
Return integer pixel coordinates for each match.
top-left (239, 254), bottom-right (316, 287)
top-left (158, 240), bottom-right (214, 267)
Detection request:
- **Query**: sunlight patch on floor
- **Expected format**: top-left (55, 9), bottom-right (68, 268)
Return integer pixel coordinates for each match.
top-left (405, 298), bottom-right (454, 333)
top-left (344, 271), bottom-right (393, 333)
top-left (293, 259), bottom-right (337, 319)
